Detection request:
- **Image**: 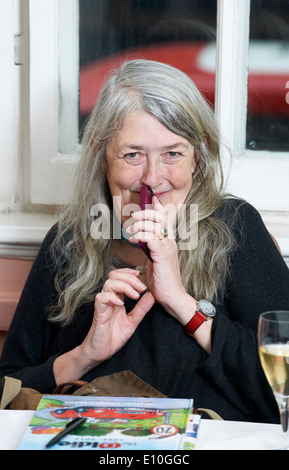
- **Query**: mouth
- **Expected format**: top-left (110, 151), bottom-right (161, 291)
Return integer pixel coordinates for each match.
top-left (154, 191), bottom-right (167, 199)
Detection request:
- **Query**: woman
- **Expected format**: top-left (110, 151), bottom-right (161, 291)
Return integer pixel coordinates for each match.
top-left (1, 60), bottom-right (288, 422)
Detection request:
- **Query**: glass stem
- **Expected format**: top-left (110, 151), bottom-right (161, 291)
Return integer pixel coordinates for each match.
top-left (277, 395), bottom-right (289, 432)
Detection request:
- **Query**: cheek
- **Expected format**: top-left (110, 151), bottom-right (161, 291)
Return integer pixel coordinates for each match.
top-left (171, 166), bottom-right (194, 191)
top-left (107, 166), bottom-right (131, 194)
top-left (108, 177), bottom-right (137, 199)
top-left (109, 171), bottom-right (146, 203)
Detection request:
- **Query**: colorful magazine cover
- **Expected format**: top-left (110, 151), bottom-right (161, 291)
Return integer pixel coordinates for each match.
top-left (18, 395), bottom-right (200, 450)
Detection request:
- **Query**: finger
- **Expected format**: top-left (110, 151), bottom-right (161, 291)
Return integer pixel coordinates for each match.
top-left (126, 220), bottom-right (162, 238)
top-left (126, 291), bottom-right (155, 326)
top-left (107, 270), bottom-right (146, 289)
top-left (102, 279), bottom-right (147, 299)
top-left (95, 291), bottom-right (124, 309)
top-left (108, 267), bottom-right (140, 276)
top-left (107, 268), bottom-right (141, 280)
top-left (131, 209), bottom-right (163, 223)
top-left (152, 195), bottom-right (167, 214)
top-left (131, 202), bottom-right (173, 236)
top-left (128, 221), bottom-right (174, 243)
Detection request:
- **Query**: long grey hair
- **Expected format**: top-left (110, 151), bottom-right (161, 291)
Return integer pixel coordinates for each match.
top-left (49, 59), bottom-right (237, 325)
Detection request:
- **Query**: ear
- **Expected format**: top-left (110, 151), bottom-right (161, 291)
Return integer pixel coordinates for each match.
top-left (202, 134), bottom-right (208, 147)
top-left (191, 149), bottom-right (198, 175)
top-left (199, 134), bottom-right (208, 154)
top-left (194, 134), bottom-right (208, 163)
top-left (91, 136), bottom-right (98, 152)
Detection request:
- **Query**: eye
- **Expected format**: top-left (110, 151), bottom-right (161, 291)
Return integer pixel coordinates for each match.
top-left (123, 152), bottom-right (144, 165)
top-left (164, 151), bottom-right (182, 162)
top-left (167, 151), bottom-right (179, 157)
top-left (126, 152), bottom-right (139, 159)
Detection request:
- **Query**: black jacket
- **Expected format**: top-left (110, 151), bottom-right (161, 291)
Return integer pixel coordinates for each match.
top-left (1, 200), bottom-right (289, 423)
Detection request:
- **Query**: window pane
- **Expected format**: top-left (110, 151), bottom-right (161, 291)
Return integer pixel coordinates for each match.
top-left (247, 0), bottom-right (289, 151)
top-left (79, 0), bottom-right (217, 136)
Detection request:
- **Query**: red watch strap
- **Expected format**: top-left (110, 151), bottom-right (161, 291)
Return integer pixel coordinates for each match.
top-left (185, 310), bottom-right (206, 336)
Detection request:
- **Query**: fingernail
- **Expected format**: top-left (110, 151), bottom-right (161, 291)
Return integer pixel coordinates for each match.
top-left (153, 194), bottom-right (163, 206)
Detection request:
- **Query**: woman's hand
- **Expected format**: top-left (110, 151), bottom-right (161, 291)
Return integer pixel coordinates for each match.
top-left (126, 197), bottom-right (212, 354)
top-left (127, 196), bottom-right (192, 320)
top-left (53, 268), bottom-right (155, 384)
top-left (81, 269), bottom-right (154, 365)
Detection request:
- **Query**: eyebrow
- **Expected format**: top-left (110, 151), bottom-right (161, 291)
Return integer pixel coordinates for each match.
top-left (120, 142), bottom-right (189, 152)
top-left (160, 143), bottom-right (189, 151)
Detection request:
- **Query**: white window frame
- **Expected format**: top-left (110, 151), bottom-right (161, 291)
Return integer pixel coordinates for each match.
top-left (29, 0), bottom-right (79, 205)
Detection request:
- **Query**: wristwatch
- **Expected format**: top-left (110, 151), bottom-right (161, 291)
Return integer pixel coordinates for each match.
top-left (185, 299), bottom-right (216, 336)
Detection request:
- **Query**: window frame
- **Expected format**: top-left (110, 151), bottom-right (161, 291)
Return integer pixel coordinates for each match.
top-left (29, 0), bottom-right (79, 205)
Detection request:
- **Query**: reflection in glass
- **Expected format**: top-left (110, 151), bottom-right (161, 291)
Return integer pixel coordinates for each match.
top-left (79, 0), bottom-right (217, 137)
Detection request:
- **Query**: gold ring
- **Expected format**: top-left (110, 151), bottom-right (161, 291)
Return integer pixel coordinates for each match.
top-left (157, 227), bottom-right (168, 240)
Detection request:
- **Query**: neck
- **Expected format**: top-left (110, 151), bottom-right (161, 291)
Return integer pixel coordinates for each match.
top-left (111, 239), bottom-right (147, 268)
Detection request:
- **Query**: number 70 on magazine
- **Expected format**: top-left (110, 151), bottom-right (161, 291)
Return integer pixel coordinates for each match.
top-left (150, 425), bottom-right (179, 437)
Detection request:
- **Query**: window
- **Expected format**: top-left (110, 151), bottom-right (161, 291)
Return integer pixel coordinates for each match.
top-left (3, 0), bottom-right (288, 259)
top-left (78, 0), bottom-right (217, 137)
top-left (215, 0), bottom-right (289, 217)
top-left (247, 0), bottom-right (289, 151)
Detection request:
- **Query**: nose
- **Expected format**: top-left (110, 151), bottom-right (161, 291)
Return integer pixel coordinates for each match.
top-left (140, 158), bottom-right (163, 189)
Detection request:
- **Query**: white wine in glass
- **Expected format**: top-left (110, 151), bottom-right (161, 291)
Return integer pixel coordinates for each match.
top-left (258, 311), bottom-right (289, 448)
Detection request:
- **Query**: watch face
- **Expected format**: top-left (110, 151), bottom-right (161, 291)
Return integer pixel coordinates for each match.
top-left (198, 299), bottom-right (216, 317)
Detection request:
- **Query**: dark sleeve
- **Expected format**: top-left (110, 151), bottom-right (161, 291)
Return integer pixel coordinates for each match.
top-left (0, 228), bottom-right (61, 396)
top-left (200, 201), bottom-right (289, 423)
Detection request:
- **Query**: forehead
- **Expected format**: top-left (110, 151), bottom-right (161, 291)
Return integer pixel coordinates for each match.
top-left (110, 110), bottom-right (190, 150)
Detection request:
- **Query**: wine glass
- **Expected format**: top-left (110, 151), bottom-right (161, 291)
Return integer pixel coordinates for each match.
top-left (258, 311), bottom-right (289, 449)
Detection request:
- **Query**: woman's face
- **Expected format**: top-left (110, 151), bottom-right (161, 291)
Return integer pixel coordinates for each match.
top-left (106, 109), bottom-right (196, 224)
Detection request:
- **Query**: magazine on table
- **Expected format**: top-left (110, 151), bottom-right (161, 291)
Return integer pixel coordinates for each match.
top-left (18, 395), bottom-right (201, 450)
